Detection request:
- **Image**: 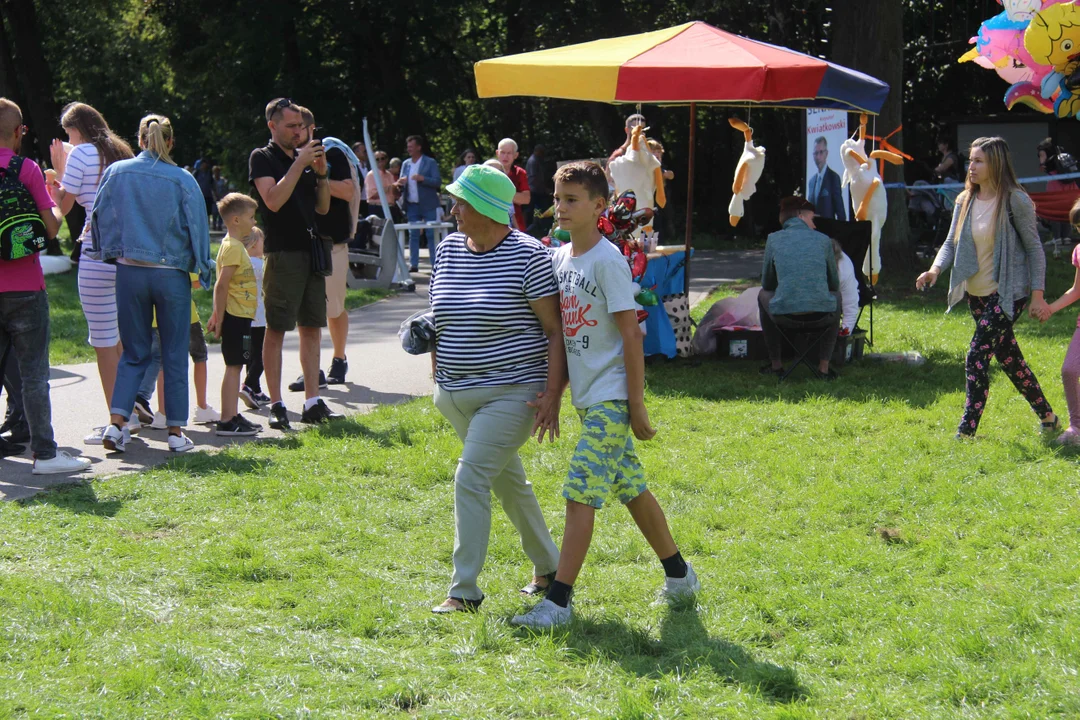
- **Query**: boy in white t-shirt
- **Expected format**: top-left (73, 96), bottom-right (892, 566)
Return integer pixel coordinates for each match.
top-left (240, 227), bottom-right (270, 410)
top-left (512, 161), bottom-right (699, 630)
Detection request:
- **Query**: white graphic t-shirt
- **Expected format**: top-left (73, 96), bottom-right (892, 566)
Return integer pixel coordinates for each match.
top-left (552, 239), bottom-right (637, 410)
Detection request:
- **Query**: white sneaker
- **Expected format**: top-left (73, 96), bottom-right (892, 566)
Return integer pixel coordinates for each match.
top-left (127, 413), bottom-right (141, 434)
top-left (193, 405), bottom-right (220, 424)
top-left (511, 598), bottom-right (572, 629)
top-left (150, 411), bottom-right (167, 430)
top-left (84, 425), bottom-right (107, 445)
top-left (102, 424), bottom-right (127, 453)
top-left (32, 451), bottom-right (92, 475)
top-left (167, 433), bottom-right (195, 453)
top-left (1056, 427), bottom-right (1080, 446)
top-left (660, 563), bottom-right (701, 601)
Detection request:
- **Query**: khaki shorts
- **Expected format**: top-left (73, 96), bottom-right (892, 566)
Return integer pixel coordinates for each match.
top-left (325, 243), bottom-right (349, 319)
top-left (263, 251), bottom-right (327, 331)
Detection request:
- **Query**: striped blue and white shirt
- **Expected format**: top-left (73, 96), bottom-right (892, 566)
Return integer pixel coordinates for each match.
top-left (430, 230), bottom-right (557, 390)
top-left (61, 144), bottom-right (103, 245)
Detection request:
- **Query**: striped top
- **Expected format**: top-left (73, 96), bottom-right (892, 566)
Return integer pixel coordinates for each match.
top-left (61, 143), bottom-right (103, 245)
top-left (430, 230), bottom-right (557, 390)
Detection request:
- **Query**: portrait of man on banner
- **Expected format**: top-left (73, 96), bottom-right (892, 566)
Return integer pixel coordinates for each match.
top-left (805, 109), bottom-right (849, 221)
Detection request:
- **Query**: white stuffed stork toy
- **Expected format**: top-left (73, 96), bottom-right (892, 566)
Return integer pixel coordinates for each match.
top-left (839, 114), bottom-right (903, 284)
top-left (727, 118), bottom-right (765, 227)
top-left (608, 124), bottom-right (666, 237)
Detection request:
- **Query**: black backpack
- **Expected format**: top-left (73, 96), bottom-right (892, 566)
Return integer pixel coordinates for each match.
top-left (0, 155), bottom-right (47, 261)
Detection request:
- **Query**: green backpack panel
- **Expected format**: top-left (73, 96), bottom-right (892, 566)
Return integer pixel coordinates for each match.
top-left (0, 155), bottom-right (47, 261)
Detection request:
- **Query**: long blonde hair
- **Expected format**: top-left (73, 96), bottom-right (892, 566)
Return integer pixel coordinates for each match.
top-left (955, 136), bottom-right (1025, 236)
top-left (138, 114), bottom-right (176, 166)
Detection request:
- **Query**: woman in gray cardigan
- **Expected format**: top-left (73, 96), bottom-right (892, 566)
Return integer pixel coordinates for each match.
top-left (916, 137), bottom-right (1057, 438)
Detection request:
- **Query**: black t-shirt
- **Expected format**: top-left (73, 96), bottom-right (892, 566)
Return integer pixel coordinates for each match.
top-left (315, 147), bottom-right (353, 243)
top-left (249, 141), bottom-right (318, 253)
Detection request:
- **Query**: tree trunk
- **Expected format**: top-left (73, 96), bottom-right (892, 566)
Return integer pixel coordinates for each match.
top-left (830, 0), bottom-right (914, 278)
top-left (0, 14), bottom-right (20, 103)
top-left (0, 0), bottom-right (60, 161)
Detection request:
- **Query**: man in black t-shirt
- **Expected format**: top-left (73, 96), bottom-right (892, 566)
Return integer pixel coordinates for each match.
top-left (249, 97), bottom-right (339, 430)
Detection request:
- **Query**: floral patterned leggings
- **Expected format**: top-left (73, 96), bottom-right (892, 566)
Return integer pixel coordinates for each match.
top-left (960, 293), bottom-right (1054, 436)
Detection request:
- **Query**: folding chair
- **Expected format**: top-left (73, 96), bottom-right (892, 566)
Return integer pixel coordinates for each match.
top-left (773, 312), bottom-right (838, 381)
top-left (812, 217), bottom-right (877, 346)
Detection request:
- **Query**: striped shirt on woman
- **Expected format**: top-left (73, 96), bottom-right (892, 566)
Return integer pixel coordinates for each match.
top-left (430, 229), bottom-right (558, 390)
top-left (61, 144), bottom-right (103, 245)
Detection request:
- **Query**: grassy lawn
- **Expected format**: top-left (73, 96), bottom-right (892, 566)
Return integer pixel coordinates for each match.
top-left (3, 258), bottom-right (1080, 717)
top-left (45, 240), bottom-right (391, 366)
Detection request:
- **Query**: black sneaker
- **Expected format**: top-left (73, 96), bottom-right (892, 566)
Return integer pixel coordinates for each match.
top-left (216, 415), bottom-right (260, 437)
top-left (0, 436), bottom-right (25, 457)
top-left (288, 371), bottom-right (327, 392)
top-left (133, 395), bottom-right (154, 424)
top-left (235, 413), bottom-right (263, 433)
top-left (2, 422), bottom-right (30, 444)
top-left (268, 402), bottom-right (291, 430)
top-left (239, 385), bottom-right (261, 410)
top-left (327, 356), bottom-right (348, 385)
top-left (300, 399), bottom-right (343, 424)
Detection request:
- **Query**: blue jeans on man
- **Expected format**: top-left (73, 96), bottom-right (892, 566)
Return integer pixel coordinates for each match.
top-left (112, 264), bottom-right (192, 427)
top-left (406, 203), bottom-right (440, 271)
top-left (0, 290), bottom-right (57, 459)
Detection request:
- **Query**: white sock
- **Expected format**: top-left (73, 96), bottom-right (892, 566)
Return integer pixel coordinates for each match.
top-left (304, 397), bottom-right (321, 411)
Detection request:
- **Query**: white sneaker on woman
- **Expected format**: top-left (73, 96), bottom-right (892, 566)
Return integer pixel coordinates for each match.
top-left (167, 433), bottom-right (195, 453)
top-left (193, 405), bottom-right (220, 424)
top-left (150, 411), bottom-right (167, 430)
top-left (32, 451), bottom-right (92, 475)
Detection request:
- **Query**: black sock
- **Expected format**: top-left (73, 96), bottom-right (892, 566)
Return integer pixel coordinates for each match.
top-left (660, 550), bottom-right (688, 579)
top-left (545, 580), bottom-right (574, 608)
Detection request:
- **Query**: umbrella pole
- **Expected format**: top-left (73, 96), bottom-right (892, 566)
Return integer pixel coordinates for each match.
top-left (683, 103), bottom-right (696, 296)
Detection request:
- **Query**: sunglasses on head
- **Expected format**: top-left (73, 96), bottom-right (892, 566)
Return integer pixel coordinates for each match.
top-left (273, 97), bottom-right (293, 110)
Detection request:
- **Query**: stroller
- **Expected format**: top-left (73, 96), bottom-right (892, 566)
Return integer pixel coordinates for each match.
top-left (908, 180), bottom-right (955, 261)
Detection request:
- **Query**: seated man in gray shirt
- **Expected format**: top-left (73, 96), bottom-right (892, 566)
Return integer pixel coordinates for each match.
top-left (758, 196), bottom-right (841, 379)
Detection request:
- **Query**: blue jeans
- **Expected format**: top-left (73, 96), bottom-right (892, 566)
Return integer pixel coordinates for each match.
top-left (405, 203), bottom-right (440, 270)
top-left (0, 291), bottom-right (56, 458)
top-left (137, 329), bottom-right (163, 402)
top-left (112, 264), bottom-right (191, 427)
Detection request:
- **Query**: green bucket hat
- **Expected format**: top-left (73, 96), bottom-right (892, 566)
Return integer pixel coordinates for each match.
top-left (446, 164), bottom-right (516, 224)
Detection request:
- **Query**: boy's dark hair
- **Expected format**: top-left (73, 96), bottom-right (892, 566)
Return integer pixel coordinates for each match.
top-left (217, 192), bottom-right (258, 220)
top-left (779, 196), bottom-right (815, 224)
top-left (554, 161), bottom-right (609, 201)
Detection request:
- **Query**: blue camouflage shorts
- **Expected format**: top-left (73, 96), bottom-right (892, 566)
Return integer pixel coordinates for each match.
top-left (563, 400), bottom-right (647, 509)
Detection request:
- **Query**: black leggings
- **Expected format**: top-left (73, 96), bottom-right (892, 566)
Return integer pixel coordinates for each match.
top-left (959, 293), bottom-right (1053, 436)
top-left (244, 326), bottom-right (265, 392)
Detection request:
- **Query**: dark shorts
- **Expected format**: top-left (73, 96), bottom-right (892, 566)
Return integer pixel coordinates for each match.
top-left (189, 321), bottom-right (208, 363)
top-left (263, 251), bottom-right (327, 331)
top-left (220, 312), bottom-right (253, 366)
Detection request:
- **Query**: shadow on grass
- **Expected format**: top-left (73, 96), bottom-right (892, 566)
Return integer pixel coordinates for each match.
top-left (159, 451), bottom-right (274, 477)
top-left (17, 481), bottom-right (122, 516)
top-left (308, 417), bottom-right (415, 447)
top-left (563, 603), bottom-right (806, 704)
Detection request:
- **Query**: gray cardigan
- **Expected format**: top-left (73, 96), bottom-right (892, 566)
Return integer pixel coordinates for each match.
top-left (932, 189), bottom-right (1045, 320)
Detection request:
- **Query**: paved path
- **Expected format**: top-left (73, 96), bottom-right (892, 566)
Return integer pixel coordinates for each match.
top-left (1, 248), bottom-right (760, 501)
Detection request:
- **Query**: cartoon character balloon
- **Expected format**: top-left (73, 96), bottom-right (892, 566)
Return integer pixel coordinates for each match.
top-left (727, 118), bottom-right (765, 227)
top-left (608, 124), bottom-right (666, 238)
top-left (1024, 1), bottom-right (1080, 118)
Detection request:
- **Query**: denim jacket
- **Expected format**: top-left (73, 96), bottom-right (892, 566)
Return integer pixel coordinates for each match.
top-left (91, 151), bottom-right (214, 288)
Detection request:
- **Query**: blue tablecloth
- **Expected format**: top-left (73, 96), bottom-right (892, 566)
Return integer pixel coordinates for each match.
top-left (640, 249), bottom-right (692, 358)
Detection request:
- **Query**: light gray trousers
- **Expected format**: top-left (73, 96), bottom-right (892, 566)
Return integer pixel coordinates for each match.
top-left (434, 381), bottom-right (560, 602)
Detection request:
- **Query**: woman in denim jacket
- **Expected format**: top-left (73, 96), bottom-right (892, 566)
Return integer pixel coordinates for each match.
top-left (90, 114), bottom-right (214, 454)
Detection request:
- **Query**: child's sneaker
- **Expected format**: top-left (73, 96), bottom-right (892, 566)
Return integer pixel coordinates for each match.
top-left (167, 433), bottom-right (195, 453)
top-left (511, 598), bottom-right (572, 629)
top-left (1056, 427), bottom-right (1080, 445)
top-left (253, 390), bottom-right (271, 406)
top-left (660, 563), bottom-right (700, 601)
top-left (101, 424), bottom-right (127, 453)
top-left (239, 385), bottom-right (262, 410)
top-left (193, 405), bottom-right (220, 424)
top-left (150, 411), bottom-right (168, 430)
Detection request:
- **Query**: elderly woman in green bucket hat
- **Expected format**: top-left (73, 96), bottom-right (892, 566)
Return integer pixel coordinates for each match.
top-left (428, 163), bottom-right (565, 613)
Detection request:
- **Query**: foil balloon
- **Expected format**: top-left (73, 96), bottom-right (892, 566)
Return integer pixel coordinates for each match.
top-left (1024, 1), bottom-right (1080, 118)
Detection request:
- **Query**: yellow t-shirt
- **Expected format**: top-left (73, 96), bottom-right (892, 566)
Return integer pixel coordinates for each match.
top-left (967, 197), bottom-right (999, 297)
top-left (215, 236), bottom-right (257, 319)
top-left (152, 273), bottom-right (201, 328)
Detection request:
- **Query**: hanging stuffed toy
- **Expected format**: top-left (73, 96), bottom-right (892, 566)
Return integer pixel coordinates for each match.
top-left (727, 118), bottom-right (766, 226)
top-left (839, 114), bottom-right (903, 284)
top-left (598, 191), bottom-right (659, 316)
top-left (1024, 1), bottom-right (1080, 118)
top-left (608, 124), bottom-right (666, 237)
